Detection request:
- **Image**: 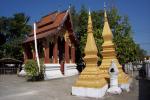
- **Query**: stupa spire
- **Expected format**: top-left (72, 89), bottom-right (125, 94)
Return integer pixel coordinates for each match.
top-left (99, 4), bottom-right (130, 91)
top-left (87, 9), bottom-right (93, 34)
top-left (104, 2), bottom-right (107, 21)
top-left (104, 9), bottom-right (108, 22)
top-left (84, 10), bottom-right (98, 56)
top-left (102, 9), bottom-right (113, 45)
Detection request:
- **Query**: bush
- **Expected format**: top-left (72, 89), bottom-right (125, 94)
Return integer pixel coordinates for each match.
top-left (24, 59), bottom-right (45, 81)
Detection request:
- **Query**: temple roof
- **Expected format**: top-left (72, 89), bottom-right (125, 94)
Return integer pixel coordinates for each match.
top-left (24, 10), bottom-right (76, 43)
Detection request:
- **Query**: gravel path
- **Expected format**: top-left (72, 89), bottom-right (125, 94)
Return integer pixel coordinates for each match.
top-left (0, 72), bottom-right (150, 100)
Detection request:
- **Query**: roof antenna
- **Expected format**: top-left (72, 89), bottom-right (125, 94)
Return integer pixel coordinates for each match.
top-left (57, 4), bottom-right (61, 13)
top-left (69, 4), bottom-right (71, 9)
top-left (68, 4), bottom-right (71, 12)
top-left (104, 2), bottom-right (106, 11)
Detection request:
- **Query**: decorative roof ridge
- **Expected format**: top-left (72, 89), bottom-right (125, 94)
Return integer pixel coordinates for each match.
top-left (41, 11), bottom-right (58, 18)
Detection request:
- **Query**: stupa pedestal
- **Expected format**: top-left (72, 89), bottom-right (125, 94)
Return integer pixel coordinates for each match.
top-left (99, 10), bottom-right (130, 91)
top-left (72, 66), bottom-right (108, 98)
top-left (72, 11), bottom-right (108, 98)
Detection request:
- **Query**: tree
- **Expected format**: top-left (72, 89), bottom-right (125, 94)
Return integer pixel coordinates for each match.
top-left (134, 44), bottom-right (147, 60)
top-left (0, 13), bottom-right (32, 60)
top-left (70, 6), bottom-right (79, 33)
top-left (70, 5), bottom-right (88, 68)
top-left (77, 5), bottom-right (88, 55)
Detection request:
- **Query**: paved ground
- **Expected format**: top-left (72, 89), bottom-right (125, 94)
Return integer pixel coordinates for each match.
top-left (0, 72), bottom-right (150, 100)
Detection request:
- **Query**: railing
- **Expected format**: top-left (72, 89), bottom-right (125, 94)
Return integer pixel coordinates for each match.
top-left (0, 67), bottom-right (19, 74)
top-left (124, 60), bottom-right (150, 79)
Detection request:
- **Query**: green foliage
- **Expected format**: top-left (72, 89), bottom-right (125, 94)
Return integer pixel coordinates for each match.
top-left (0, 13), bottom-right (32, 60)
top-left (76, 6), bottom-right (88, 56)
top-left (70, 5), bottom-right (88, 65)
top-left (24, 60), bottom-right (45, 81)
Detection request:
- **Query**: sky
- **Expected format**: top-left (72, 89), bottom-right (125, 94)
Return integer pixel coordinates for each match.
top-left (0, 0), bottom-right (150, 55)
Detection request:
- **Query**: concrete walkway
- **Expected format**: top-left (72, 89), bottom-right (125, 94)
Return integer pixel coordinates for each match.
top-left (0, 72), bottom-right (150, 100)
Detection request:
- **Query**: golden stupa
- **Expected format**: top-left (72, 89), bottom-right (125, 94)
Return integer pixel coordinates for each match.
top-left (72, 11), bottom-right (108, 98)
top-left (99, 9), bottom-right (130, 84)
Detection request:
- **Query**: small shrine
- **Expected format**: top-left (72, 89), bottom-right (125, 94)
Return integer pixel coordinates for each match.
top-left (22, 8), bottom-right (78, 79)
top-left (107, 60), bottom-right (122, 94)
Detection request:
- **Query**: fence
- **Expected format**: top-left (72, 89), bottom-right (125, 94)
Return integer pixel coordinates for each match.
top-left (124, 60), bottom-right (150, 79)
top-left (0, 64), bottom-right (19, 75)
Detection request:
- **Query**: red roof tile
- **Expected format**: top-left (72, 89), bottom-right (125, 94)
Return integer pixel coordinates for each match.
top-left (30, 11), bottom-right (66, 36)
top-left (24, 28), bottom-right (57, 43)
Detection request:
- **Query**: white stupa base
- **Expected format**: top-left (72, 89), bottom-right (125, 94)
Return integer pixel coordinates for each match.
top-left (18, 64), bottom-right (26, 76)
top-left (18, 70), bottom-right (26, 76)
top-left (119, 79), bottom-right (132, 92)
top-left (107, 86), bottom-right (122, 94)
top-left (72, 85), bottom-right (108, 98)
top-left (119, 83), bottom-right (130, 92)
top-left (64, 63), bottom-right (78, 76)
top-left (44, 64), bottom-right (63, 80)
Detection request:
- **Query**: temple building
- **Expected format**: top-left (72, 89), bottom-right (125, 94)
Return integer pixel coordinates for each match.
top-left (22, 8), bottom-right (78, 79)
top-left (99, 9), bottom-right (130, 91)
